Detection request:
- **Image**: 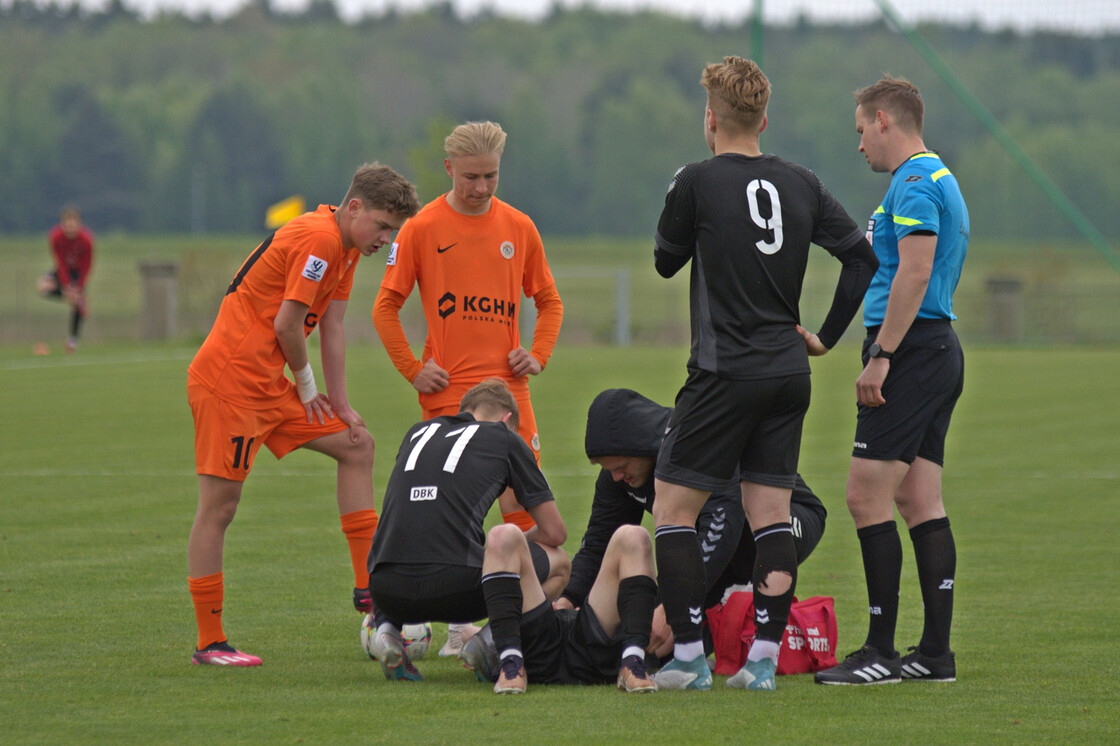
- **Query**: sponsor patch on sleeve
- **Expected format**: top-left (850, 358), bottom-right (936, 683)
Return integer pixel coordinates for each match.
top-left (302, 255), bottom-right (328, 282)
top-left (386, 242), bottom-right (399, 266)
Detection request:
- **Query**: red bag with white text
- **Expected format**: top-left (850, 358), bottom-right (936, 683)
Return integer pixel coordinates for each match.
top-left (706, 591), bottom-right (838, 676)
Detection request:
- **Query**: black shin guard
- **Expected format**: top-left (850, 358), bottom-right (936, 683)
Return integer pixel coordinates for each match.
top-left (616, 575), bottom-right (658, 651)
top-left (654, 526), bottom-right (706, 644)
top-left (751, 523), bottom-right (798, 644)
top-left (481, 573), bottom-right (523, 654)
top-left (910, 517), bottom-right (955, 656)
top-left (858, 520), bottom-right (902, 655)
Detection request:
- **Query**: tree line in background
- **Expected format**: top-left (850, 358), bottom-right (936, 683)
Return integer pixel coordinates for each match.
top-left (3, 0), bottom-right (1120, 240)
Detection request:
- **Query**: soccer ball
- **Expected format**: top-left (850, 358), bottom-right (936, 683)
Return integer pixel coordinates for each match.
top-left (402, 622), bottom-right (433, 660)
top-left (360, 612), bottom-right (378, 660)
top-left (359, 614), bottom-right (432, 661)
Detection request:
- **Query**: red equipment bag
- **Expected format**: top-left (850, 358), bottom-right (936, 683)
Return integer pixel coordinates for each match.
top-left (706, 591), bottom-right (839, 676)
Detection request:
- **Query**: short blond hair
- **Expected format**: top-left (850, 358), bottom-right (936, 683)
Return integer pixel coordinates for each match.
top-left (444, 121), bottom-right (507, 159)
top-left (700, 55), bottom-right (770, 135)
top-left (459, 377), bottom-right (520, 431)
top-left (855, 74), bottom-right (924, 134)
top-left (342, 162), bottom-right (421, 218)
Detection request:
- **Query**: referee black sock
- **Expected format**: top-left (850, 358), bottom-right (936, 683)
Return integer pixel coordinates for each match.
top-left (751, 523), bottom-right (798, 645)
top-left (616, 575), bottom-right (658, 652)
top-left (654, 525), bottom-right (706, 644)
top-left (910, 517), bottom-right (955, 657)
top-left (481, 572), bottom-right (522, 655)
top-left (858, 520), bottom-right (902, 656)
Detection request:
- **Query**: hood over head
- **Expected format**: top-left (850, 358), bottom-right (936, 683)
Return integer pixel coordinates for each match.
top-left (584, 388), bottom-right (671, 460)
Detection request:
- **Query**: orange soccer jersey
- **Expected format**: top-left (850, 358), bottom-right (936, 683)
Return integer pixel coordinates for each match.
top-left (376, 195), bottom-right (561, 412)
top-left (189, 205), bottom-right (360, 409)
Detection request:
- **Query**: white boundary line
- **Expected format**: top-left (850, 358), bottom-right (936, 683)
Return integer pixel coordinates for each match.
top-left (0, 349), bottom-right (195, 371)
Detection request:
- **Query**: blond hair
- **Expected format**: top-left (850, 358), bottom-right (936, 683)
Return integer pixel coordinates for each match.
top-left (444, 121), bottom-right (507, 159)
top-left (342, 162), bottom-right (421, 218)
top-left (460, 377), bottom-right (520, 431)
top-left (700, 55), bottom-right (770, 135)
top-left (854, 74), bottom-right (924, 134)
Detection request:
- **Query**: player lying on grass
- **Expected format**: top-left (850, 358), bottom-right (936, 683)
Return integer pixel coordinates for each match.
top-left (365, 378), bottom-right (568, 681)
top-left (459, 523), bottom-right (659, 694)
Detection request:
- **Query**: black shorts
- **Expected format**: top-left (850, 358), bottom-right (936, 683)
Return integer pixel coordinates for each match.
top-left (370, 543), bottom-right (550, 626)
top-left (519, 601), bottom-right (620, 685)
top-left (853, 321), bottom-right (964, 465)
top-left (656, 369), bottom-right (810, 491)
top-left (42, 268), bottom-right (80, 298)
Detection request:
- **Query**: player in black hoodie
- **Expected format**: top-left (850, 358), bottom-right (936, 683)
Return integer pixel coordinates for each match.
top-left (556, 388), bottom-right (826, 658)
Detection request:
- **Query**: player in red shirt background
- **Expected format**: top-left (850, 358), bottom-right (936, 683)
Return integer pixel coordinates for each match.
top-left (38, 205), bottom-right (94, 353)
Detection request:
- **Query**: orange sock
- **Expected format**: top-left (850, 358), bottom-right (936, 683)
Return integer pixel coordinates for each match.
top-left (340, 509), bottom-right (378, 589)
top-left (189, 572), bottom-right (225, 650)
top-left (502, 510), bottom-right (537, 532)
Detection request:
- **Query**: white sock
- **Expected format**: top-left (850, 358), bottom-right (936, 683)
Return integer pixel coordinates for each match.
top-left (747, 639), bottom-right (780, 664)
top-left (674, 640), bottom-right (705, 662)
top-left (622, 645), bottom-right (645, 661)
top-left (447, 623), bottom-right (466, 635)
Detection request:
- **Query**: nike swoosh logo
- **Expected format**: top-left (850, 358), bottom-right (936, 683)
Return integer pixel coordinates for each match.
top-left (211, 608), bottom-right (222, 615)
top-left (437, 243), bottom-right (458, 253)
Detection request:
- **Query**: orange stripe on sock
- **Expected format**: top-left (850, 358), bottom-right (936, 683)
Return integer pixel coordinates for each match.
top-left (189, 572), bottom-right (225, 650)
top-left (341, 509), bottom-right (378, 589)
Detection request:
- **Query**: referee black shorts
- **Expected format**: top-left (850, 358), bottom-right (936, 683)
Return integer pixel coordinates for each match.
top-left (853, 320), bottom-right (964, 465)
top-left (519, 600), bottom-right (621, 685)
top-left (656, 369), bottom-right (810, 491)
top-left (370, 543), bottom-right (551, 626)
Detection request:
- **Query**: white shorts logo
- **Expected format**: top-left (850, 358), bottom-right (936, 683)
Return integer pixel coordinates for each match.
top-left (302, 255), bottom-right (327, 282)
top-left (410, 485), bottom-right (438, 501)
top-left (386, 242), bottom-right (399, 266)
top-left (500, 241), bottom-right (515, 260)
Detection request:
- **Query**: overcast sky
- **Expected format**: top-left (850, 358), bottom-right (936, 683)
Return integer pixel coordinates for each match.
top-left (62, 0), bottom-right (1120, 34)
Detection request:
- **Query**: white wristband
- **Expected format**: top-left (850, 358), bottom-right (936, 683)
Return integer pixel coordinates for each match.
top-left (294, 363), bottom-right (318, 403)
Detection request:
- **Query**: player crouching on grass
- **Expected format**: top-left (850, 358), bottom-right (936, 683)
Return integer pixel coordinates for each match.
top-left (365, 379), bottom-right (568, 682)
top-left (459, 524), bottom-right (659, 695)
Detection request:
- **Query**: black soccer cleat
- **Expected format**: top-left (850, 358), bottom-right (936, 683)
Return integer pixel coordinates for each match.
top-left (814, 645), bottom-right (901, 685)
top-left (353, 587), bottom-right (373, 614)
top-left (900, 646), bottom-right (956, 682)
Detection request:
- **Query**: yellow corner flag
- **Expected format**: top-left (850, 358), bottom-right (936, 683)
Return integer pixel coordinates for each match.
top-left (265, 195), bottom-right (306, 229)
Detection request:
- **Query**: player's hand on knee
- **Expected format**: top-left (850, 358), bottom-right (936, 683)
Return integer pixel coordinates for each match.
top-left (303, 393), bottom-right (335, 424)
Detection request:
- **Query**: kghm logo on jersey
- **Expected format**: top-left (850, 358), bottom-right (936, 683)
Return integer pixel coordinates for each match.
top-left (499, 241), bottom-right (515, 260)
top-left (436, 291), bottom-right (516, 326)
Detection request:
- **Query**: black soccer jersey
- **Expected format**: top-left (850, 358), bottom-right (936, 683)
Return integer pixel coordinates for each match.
top-left (369, 412), bottom-right (553, 570)
top-left (656, 153), bottom-right (865, 379)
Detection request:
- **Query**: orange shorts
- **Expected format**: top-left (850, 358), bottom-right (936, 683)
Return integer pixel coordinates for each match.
top-left (188, 378), bottom-right (350, 481)
top-left (424, 391), bottom-right (541, 465)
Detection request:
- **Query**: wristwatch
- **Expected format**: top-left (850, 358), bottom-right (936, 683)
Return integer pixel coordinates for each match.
top-left (868, 342), bottom-right (894, 361)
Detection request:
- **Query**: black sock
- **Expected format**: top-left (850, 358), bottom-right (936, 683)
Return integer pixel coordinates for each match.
top-left (70, 306), bottom-right (82, 338)
top-left (751, 523), bottom-right (798, 644)
top-left (481, 572), bottom-right (522, 654)
top-left (858, 521), bottom-right (902, 656)
top-left (616, 575), bottom-right (658, 651)
top-left (910, 517), bottom-right (955, 657)
top-left (654, 526), bottom-right (707, 644)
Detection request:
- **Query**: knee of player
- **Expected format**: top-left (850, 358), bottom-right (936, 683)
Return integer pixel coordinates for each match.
top-left (613, 524), bottom-right (653, 554)
top-left (486, 523), bottom-right (526, 555)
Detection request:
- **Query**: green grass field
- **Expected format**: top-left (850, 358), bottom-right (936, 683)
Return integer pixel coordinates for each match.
top-left (2, 339), bottom-right (1118, 743)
